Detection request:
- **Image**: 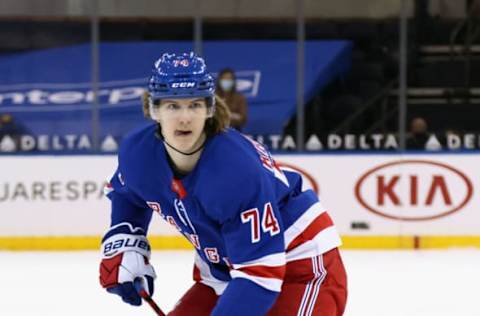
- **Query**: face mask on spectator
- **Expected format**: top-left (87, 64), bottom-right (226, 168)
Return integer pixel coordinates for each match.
top-left (219, 79), bottom-right (235, 91)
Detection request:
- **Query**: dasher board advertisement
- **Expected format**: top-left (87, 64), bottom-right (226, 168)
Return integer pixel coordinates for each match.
top-left (0, 154), bottom-right (478, 249)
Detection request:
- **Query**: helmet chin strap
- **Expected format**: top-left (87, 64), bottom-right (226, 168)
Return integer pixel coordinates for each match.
top-left (163, 139), bottom-right (206, 156)
top-left (155, 124), bottom-right (208, 156)
top-left (161, 134), bottom-right (207, 156)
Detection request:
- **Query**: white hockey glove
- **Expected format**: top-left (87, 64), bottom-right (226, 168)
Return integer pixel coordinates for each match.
top-left (99, 231), bottom-right (156, 306)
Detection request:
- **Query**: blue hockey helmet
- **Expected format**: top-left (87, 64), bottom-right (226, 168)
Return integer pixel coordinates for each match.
top-left (148, 52), bottom-right (215, 102)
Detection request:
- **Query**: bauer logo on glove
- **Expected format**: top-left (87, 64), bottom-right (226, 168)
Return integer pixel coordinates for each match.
top-left (103, 234), bottom-right (151, 258)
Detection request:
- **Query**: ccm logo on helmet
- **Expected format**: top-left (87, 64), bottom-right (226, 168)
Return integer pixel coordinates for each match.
top-left (171, 82), bottom-right (196, 88)
top-left (355, 159), bottom-right (473, 221)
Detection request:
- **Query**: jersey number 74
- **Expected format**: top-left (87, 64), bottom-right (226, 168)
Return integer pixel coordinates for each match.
top-left (241, 202), bottom-right (280, 243)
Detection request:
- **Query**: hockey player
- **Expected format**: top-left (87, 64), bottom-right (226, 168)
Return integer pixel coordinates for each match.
top-left (99, 52), bottom-right (347, 316)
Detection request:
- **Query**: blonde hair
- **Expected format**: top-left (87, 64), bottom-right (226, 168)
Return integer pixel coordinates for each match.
top-left (142, 92), bottom-right (231, 135)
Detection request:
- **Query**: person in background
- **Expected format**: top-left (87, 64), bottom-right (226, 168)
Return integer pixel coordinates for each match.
top-left (0, 113), bottom-right (27, 142)
top-left (0, 114), bottom-right (17, 137)
top-left (216, 68), bottom-right (248, 131)
top-left (406, 116), bottom-right (430, 149)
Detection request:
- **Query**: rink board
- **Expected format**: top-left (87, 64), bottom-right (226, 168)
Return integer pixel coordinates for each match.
top-left (0, 154), bottom-right (479, 250)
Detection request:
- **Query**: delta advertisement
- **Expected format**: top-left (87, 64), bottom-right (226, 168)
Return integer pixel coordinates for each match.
top-left (0, 154), bottom-right (478, 242)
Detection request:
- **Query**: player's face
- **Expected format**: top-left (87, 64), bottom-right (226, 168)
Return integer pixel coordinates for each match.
top-left (153, 98), bottom-right (211, 151)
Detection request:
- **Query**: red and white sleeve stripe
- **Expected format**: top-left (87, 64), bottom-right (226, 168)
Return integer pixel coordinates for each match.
top-left (284, 201), bottom-right (342, 262)
top-left (230, 252), bottom-right (286, 292)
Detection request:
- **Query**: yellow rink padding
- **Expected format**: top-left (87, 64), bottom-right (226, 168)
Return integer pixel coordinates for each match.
top-left (340, 235), bottom-right (416, 249)
top-left (0, 236), bottom-right (192, 251)
top-left (0, 235), bottom-right (479, 251)
top-left (338, 235), bottom-right (480, 249)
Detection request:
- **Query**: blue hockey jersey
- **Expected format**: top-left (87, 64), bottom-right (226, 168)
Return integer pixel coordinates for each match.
top-left (103, 124), bottom-right (341, 315)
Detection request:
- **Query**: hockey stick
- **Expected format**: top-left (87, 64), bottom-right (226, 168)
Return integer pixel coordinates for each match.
top-left (134, 278), bottom-right (166, 316)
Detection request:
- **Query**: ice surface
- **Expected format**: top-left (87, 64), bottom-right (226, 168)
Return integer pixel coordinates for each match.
top-left (1, 249), bottom-right (479, 316)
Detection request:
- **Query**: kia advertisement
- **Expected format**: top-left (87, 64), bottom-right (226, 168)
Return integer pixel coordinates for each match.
top-left (354, 160), bottom-right (473, 221)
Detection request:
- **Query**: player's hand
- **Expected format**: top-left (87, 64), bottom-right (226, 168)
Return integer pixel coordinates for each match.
top-left (100, 250), bottom-right (156, 306)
